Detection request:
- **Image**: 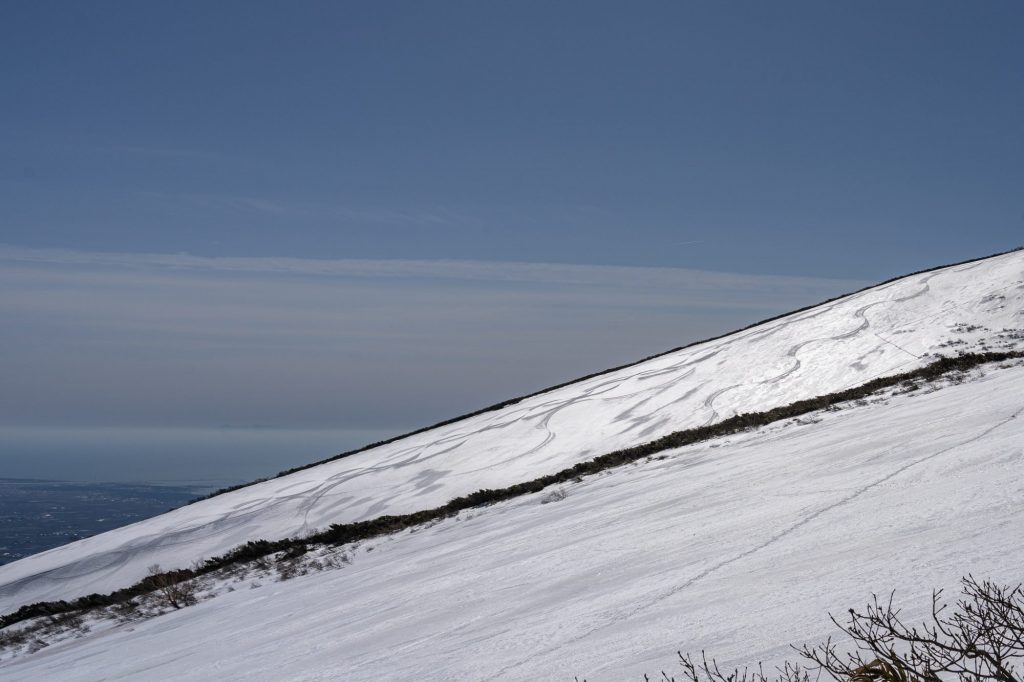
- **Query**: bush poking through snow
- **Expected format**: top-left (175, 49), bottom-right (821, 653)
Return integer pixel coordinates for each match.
top-left (614, 576), bottom-right (1024, 682)
top-left (541, 488), bottom-right (568, 504)
top-left (799, 576), bottom-right (1024, 682)
top-left (0, 627), bottom-right (27, 651)
top-left (111, 599), bottom-right (142, 623)
top-left (146, 564), bottom-right (197, 610)
top-left (0, 546), bottom-right (362, 663)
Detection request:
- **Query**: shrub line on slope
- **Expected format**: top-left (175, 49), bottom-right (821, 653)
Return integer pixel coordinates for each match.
top-left (3, 350), bottom-right (1021, 631)
top-left (187, 247), bottom-right (1024, 505)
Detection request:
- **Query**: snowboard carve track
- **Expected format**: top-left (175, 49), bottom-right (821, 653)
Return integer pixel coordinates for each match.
top-left (1, 250), bottom-right (1023, 618)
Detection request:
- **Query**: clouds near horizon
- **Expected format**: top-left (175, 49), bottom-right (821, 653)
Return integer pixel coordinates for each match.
top-left (0, 246), bottom-right (866, 433)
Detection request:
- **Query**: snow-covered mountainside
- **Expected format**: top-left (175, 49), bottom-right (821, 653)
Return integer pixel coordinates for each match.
top-left (4, 349), bottom-right (1024, 681)
top-left (1, 250), bottom-right (1023, 618)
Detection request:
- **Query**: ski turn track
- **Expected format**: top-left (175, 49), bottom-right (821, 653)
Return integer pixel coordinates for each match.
top-left (2, 250), bottom-right (1023, 619)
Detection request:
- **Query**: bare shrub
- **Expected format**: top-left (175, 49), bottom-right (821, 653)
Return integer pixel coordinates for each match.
top-left (146, 564), bottom-right (197, 610)
top-left (26, 638), bottom-right (49, 654)
top-left (676, 653), bottom-right (813, 682)
top-left (321, 550), bottom-right (351, 570)
top-left (110, 599), bottom-right (142, 624)
top-left (645, 577), bottom-right (1024, 682)
top-left (44, 612), bottom-right (88, 636)
top-left (801, 576), bottom-right (1024, 682)
top-left (541, 488), bottom-right (568, 504)
top-left (0, 628), bottom-right (28, 652)
top-left (275, 557), bottom-right (307, 582)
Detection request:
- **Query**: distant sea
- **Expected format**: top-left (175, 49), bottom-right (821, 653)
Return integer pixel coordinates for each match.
top-left (0, 426), bottom-right (396, 482)
top-left (0, 478), bottom-right (227, 565)
top-left (0, 426), bottom-right (401, 565)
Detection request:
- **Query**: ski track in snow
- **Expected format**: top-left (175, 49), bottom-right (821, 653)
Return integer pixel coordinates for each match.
top-left (5, 360), bottom-right (1024, 682)
top-left (1, 251), bottom-right (1023, 620)
top-left (486, 401), bottom-right (1023, 680)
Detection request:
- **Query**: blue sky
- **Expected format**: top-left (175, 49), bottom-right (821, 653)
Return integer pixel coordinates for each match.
top-left (1, 2), bottom-right (1022, 480)
top-left (4, 1), bottom-right (1022, 276)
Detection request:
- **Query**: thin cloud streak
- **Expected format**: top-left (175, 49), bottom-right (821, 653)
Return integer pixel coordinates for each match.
top-left (0, 246), bottom-right (869, 440)
top-left (0, 245), bottom-right (865, 291)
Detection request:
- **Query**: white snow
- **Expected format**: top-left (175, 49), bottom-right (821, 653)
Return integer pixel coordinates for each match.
top-left (1, 250), bottom-right (1022, 616)
top-left (3, 359), bottom-right (1023, 681)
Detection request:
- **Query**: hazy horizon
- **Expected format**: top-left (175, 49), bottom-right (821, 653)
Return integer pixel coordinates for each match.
top-left (1, 246), bottom-right (872, 481)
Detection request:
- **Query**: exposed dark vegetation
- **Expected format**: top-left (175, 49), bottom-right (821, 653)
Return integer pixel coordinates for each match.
top-left (146, 564), bottom-right (197, 610)
top-left (615, 576), bottom-right (1024, 682)
top-left (0, 610), bottom-right (87, 656)
top-left (3, 350), bottom-right (1021, 633)
top-left (187, 247), bottom-right (1024, 505)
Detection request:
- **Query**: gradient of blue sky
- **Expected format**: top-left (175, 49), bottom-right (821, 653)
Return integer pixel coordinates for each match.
top-left (2, 2), bottom-right (1022, 480)
top-left (3, 1), bottom-right (1022, 278)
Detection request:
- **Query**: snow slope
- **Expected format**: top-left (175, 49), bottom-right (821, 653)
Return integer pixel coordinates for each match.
top-left (1, 251), bottom-right (1023, 616)
top-left (3, 359), bottom-right (1024, 681)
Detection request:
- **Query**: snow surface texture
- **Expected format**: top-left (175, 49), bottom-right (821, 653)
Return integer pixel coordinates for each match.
top-left (3, 360), bottom-right (1024, 681)
top-left (1, 251), bottom-right (1023, 618)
